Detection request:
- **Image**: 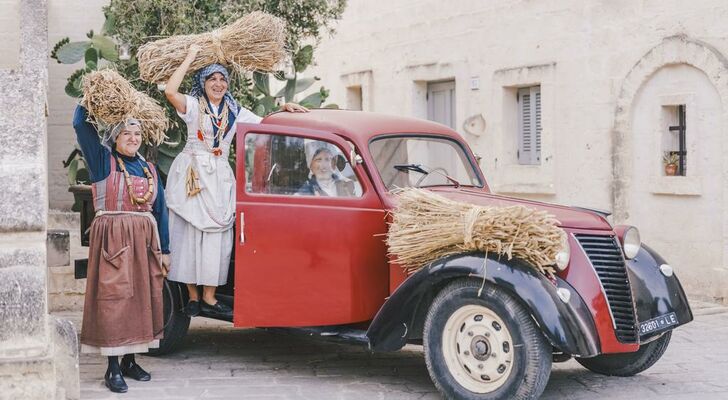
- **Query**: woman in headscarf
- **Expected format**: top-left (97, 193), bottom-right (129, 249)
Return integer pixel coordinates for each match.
top-left (164, 45), bottom-right (307, 318)
top-left (297, 145), bottom-right (356, 197)
top-left (73, 104), bottom-right (170, 393)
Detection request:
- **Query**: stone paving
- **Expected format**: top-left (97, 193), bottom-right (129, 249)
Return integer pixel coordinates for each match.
top-left (55, 299), bottom-right (728, 400)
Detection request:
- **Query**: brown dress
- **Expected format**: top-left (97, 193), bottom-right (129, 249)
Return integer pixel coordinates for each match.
top-left (80, 156), bottom-right (165, 355)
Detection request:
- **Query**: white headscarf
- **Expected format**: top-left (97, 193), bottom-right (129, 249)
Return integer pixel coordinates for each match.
top-left (102, 118), bottom-right (144, 158)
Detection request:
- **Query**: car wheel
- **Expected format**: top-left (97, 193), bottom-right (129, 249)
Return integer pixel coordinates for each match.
top-left (148, 279), bottom-right (190, 356)
top-left (576, 331), bottom-right (671, 376)
top-left (424, 279), bottom-right (551, 400)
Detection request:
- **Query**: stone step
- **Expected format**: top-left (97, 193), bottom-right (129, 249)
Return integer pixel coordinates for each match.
top-left (48, 210), bottom-right (80, 231)
top-left (47, 229), bottom-right (69, 268)
top-left (48, 265), bottom-right (85, 312)
top-left (47, 211), bottom-right (87, 313)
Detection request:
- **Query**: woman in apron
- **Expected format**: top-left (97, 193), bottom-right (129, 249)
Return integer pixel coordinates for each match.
top-left (73, 105), bottom-right (170, 393)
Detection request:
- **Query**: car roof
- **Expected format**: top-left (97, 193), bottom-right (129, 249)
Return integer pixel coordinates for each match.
top-left (262, 109), bottom-right (461, 148)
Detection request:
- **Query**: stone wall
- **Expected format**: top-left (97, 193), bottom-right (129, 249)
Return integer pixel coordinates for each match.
top-left (0, 0), bottom-right (79, 398)
top-left (47, 0), bottom-right (109, 210)
top-left (307, 0), bottom-right (728, 303)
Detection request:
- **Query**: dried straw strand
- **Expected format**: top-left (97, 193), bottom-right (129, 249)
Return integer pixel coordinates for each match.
top-left (137, 11), bottom-right (286, 83)
top-left (386, 188), bottom-right (566, 277)
top-left (81, 69), bottom-right (169, 146)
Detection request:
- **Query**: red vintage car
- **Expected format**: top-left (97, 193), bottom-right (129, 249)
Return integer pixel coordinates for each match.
top-left (77, 109), bottom-right (693, 400)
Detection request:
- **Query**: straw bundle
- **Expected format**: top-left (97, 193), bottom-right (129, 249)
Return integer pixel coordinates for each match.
top-left (81, 69), bottom-right (169, 146)
top-left (137, 11), bottom-right (286, 83)
top-left (387, 188), bottom-right (566, 277)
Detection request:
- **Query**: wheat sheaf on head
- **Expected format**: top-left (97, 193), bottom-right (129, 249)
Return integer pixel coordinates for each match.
top-left (81, 69), bottom-right (169, 146)
top-left (386, 188), bottom-right (566, 277)
top-left (136, 11), bottom-right (287, 84)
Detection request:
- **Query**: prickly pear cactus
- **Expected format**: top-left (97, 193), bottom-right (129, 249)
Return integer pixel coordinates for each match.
top-left (51, 31), bottom-right (118, 98)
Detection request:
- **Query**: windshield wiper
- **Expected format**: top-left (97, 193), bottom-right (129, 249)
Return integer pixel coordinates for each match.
top-left (393, 163), bottom-right (461, 188)
top-left (394, 163), bottom-right (428, 174)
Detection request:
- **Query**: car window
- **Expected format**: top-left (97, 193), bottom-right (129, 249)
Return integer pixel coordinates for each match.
top-left (369, 135), bottom-right (483, 190)
top-left (245, 133), bottom-right (363, 197)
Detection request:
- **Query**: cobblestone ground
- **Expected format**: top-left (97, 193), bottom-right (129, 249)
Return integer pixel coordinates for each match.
top-left (57, 299), bottom-right (728, 400)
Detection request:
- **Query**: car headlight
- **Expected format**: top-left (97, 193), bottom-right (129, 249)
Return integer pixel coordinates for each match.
top-left (555, 233), bottom-right (570, 271)
top-left (620, 226), bottom-right (641, 259)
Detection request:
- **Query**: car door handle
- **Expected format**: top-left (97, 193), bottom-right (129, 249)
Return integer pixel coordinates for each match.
top-left (240, 211), bottom-right (245, 244)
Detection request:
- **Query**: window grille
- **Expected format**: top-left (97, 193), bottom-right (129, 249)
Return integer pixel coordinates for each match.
top-left (668, 105), bottom-right (687, 176)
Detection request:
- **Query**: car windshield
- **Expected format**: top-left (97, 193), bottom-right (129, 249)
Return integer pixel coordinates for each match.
top-left (369, 135), bottom-right (483, 190)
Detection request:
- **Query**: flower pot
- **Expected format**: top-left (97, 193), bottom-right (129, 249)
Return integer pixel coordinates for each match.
top-left (664, 163), bottom-right (678, 176)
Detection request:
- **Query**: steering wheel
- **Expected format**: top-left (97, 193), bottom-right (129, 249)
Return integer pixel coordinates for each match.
top-left (415, 167), bottom-right (449, 187)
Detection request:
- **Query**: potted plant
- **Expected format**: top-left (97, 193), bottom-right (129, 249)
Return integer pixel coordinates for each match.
top-left (662, 151), bottom-right (680, 176)
top-left (63, 148), bottom-right (95, 246)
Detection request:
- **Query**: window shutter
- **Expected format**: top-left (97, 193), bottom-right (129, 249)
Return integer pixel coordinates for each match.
top-left (534, 87), bottom-right (542, 163)
top-left (518, 87), bottom-right (533, 164)
top-left (518, 86), bottom-right (541, 165)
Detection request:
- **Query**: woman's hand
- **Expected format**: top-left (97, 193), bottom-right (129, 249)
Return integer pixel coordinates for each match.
top-left (161, 254), bottom-right (171, 277)
top-left (186, 44), bottom-right (201, 61)
top-left (280, 103), bottom-right (309, 113)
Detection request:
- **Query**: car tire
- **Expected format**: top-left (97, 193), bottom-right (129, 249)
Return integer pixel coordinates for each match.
top-left (423, 278), bottom-right (551, 400)
top-left (148, 279), bottom-right (190, 356)
top-left (576, 331), bottom-right (672, 376)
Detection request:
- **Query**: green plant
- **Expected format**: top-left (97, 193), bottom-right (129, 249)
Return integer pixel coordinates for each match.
top-left (62, 147), bottom-right (91, 211)
top-left (51, 30), bottom-right (119, 97)
top-left (662, 151), bottom-right (680, 165)
top-left (53, 0), bottom-right (347, 178)
top-left (251, 67), bottom-right (338, 116)
top-left (62, 148), bottom-right (90, 186)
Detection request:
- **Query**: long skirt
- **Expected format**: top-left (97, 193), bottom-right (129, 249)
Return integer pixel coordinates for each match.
top-left (167, 210), bottom-right (232, 287)
top-left (80, 213), bottom-right (165, 356)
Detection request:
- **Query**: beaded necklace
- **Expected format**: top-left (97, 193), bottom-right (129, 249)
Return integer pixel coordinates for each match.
top-left (115, 155), bottom-right (155, 205)
top-left (197, 97), bottom-right (229, 157)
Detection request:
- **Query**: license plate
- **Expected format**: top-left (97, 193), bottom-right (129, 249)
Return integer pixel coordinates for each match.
top-left (638, 312), bottom-right (678, 336)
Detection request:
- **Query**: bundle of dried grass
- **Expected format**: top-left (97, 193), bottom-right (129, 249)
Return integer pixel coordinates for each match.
top-left (387, 188), bottom-right (566, 277)
top-left (81, 69), bottom-right (169, 146)
top-left (137, 11), bottom-right (286, 83)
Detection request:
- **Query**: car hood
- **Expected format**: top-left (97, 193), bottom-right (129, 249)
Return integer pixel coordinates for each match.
top-left (426, 188), bottom-right (613, 231)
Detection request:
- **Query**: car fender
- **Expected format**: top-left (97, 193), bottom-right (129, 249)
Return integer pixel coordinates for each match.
top-left (367, 252), bottom-right (601, 357)
top-left (625, 244), bottom-right (693, 342)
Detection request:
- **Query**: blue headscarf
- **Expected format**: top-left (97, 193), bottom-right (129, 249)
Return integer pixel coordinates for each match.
top-left (190, 64), bottom-right (240, 116)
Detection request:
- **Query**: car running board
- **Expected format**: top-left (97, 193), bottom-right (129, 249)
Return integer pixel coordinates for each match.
top-left (264, 326), bottom-right (370, 347)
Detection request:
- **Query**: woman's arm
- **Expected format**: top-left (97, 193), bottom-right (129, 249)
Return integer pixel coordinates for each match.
top-left (151, 169), bottom-right (170, 255)
top-left (236, 102), bottom-right (309, 125)
top-left (72, 105), bottom-right (110, 182)
top-left (164, 44), bottom-right (200, 114)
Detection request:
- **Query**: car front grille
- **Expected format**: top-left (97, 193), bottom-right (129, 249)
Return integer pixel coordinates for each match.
top-left (574, 234), bottom-right (637, 343)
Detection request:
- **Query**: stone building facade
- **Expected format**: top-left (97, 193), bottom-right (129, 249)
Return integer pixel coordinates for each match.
top-left (0, 0), bottom-right (79, 398)
top-left (42, 1), bottom-right (728, 303)
top-left (307, 0), bottom-right (728, 302)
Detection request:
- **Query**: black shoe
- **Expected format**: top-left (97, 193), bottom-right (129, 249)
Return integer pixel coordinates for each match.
top-left (201, 300), bottom-right (233, 318)
top-left (185, 300), bottom-right (201, 317)
top-left (104, 370), bottom-right (128, 393)
top-left (121, 362), bottom-right (151, 382)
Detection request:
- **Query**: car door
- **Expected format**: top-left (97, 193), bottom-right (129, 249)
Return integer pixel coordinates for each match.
top-left (233, 123), bottom-right (389, 327)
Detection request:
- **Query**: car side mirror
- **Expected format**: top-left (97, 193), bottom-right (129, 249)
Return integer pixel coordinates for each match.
top-left (474, 153), bottom-right (483, 167)
top-left (346, 141), bottom-right (363, 166)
